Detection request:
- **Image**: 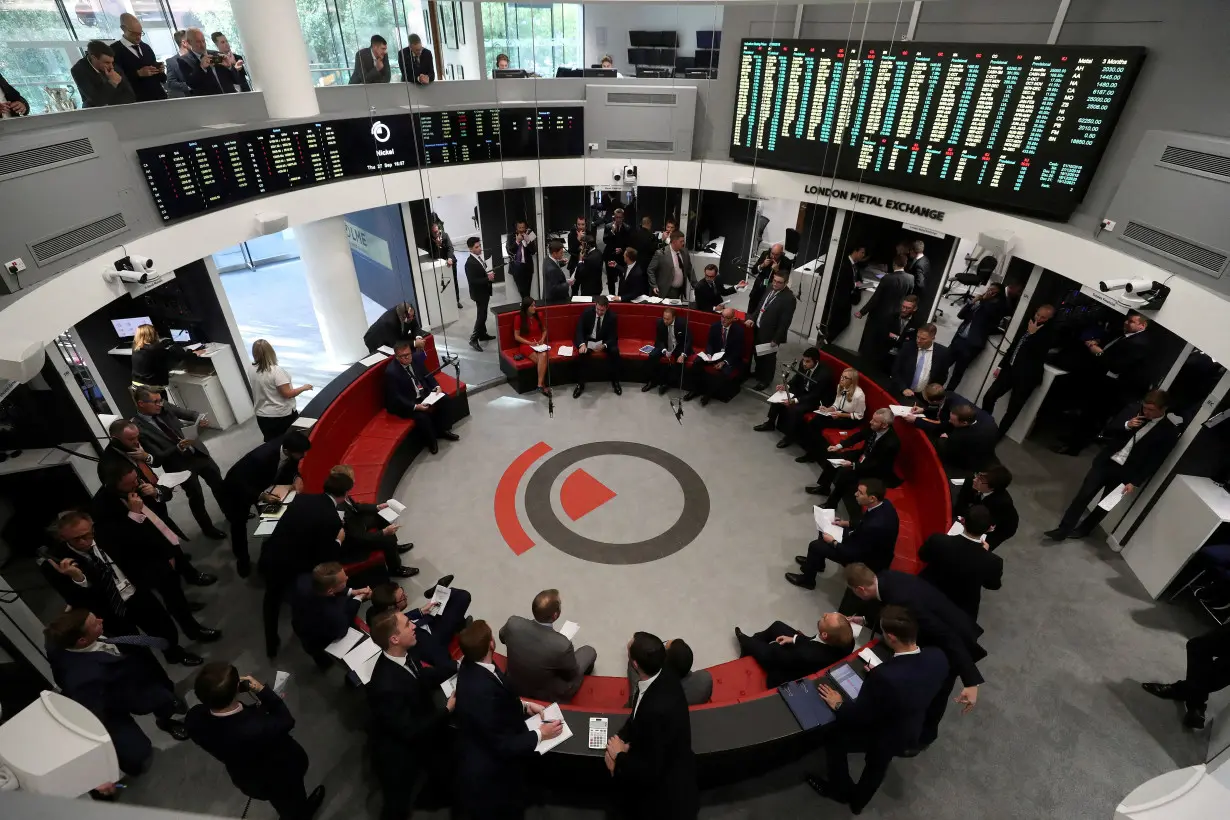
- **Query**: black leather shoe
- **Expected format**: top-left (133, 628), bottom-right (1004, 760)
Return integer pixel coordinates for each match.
top-left (392, 566), bottom-right (421, 578)
top-left (795, 555), bottom-right (808, 568)
top-left (658, 384), bottom-right (669, 395)
top-left (306, 785), bottom-right (326, 818)
top-left (753, 421), bottom-right (775, 432)
top-left (1067, 528), bottom-right (1094, 540)
top-left (425, 574), bottom-right (455, 597)
top-left (804, 485), bottom-right (827, 495)
top-left (700, 396), bottom-right (711, 407)
top-left (804, 774), bottom-right (849, 805)
top-left (753, 382), bottom-right (770, 392)
top-left (236, 558), bottom-right (251, 579)
top-left (190, 627), bottom-right (222, 643)
top-left (184, 572), bottom-right (218, 587)
top-left (573, 384), bottom-right (584, 399)
top-left (1142, 682), bottom-right (1186, 701)
top-left (784, 572), bottom-right (816, 590)
top-left (641, 382), bottom-right (654, 393)
top-left (457, 301), bottom-right (464, 310)
top-left (469, 339), bottom-right (483, 352)
top-left (1043, 527), bottom-right (1070, 541)
top-left (1184, 705), bottom-right (1208, 729)
top-left (1052, 444), bottom-right (1083, 456)
top-left (398, 543), bottom-right (415, 554)
top-left (684, 391), bottom-right (699, 401)
top-left (440, 431), bottom-right (460, 442)
top-left (776, 438), bottom-right (794, 449)
top-left (899, 742), bottom-right (931, 758)
top-left (612, 382), bottom-right (622, 396)
top-left (428, 443), bottom-right (439, 455)
top-left (169, 651), bottom-right (204, 667)
top-left (201, 527), bottom-right (226, 540)
top-left (795, 454), bottom-right (816, 463)
top-left (171, 696), bottom-right (188, 715)
top-left (479, 334), bottom-right (497, 342)
top-left (187, 600), bottom-right (207, 613)
top-left (156, 717), bottom-right (189, 741)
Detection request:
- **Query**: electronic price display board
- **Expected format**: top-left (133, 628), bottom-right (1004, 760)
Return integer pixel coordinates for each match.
top-left (729, 39), bottom-right (1145, 219)
top-left (417, 108), bottom-right (503, 166)
top-left (417, 106), bottom-right (586, 165)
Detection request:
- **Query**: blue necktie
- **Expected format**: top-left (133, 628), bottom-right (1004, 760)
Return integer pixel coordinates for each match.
top-left (912, 350), bottom-right (926, 389)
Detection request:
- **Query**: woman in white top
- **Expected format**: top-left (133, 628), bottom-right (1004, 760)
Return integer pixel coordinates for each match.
top-left (250, 339), bottom-right (313, 441)
top-left (798, 368), bottom-right (867, 462)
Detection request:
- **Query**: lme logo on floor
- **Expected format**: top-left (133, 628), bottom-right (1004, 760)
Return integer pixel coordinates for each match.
top-left (495, 441), bottom-right (710, 565)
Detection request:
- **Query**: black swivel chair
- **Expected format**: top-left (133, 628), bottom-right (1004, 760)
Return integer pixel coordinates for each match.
top-left (946, 255), bottom-right (998, 306)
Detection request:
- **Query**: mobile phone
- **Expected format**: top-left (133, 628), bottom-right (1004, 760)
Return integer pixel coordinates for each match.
top-left (237, 679), bottom-right (251, 693)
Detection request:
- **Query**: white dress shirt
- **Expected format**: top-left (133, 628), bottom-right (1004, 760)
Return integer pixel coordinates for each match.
top-left (895, 646), bottom-right (922, 657)
top-left (913, 346), bottom-right (934, 390)
top-left (72, 543), bottom-right (136, 601)
top-left (633, 670), bottom-right (661, 718)
top-left (1111, 416), bottom-right (1160, 465)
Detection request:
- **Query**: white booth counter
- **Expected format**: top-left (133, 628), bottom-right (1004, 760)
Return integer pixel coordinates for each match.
top-left (108, 342), bottom-right (252, 430)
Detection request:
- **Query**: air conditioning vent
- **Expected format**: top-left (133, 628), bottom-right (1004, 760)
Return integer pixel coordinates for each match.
top-left (1158, 145), bottom-right (1230, 181)
top-left (606, 139), bottom-right (674, 153)
top-left (1120, 221), bottom-right (1228, 278)
top-left (30, 213), bottom-right (128, 266)
top-left (0, 137), bottom-right (96, 181)
top-left (606, 92), bottom-right (678, 106)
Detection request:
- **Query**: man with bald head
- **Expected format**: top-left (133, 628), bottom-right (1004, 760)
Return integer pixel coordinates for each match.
top-left (110, 13), bottom-right (166, 102)
top-left (736, 612), bottom-right (855, 688)
top-left (684, 307), bottom-right (747, 407)
top-left (499, 589), bottom-right (598, 702)
top-left (167, 28), bottom-right (233, 96)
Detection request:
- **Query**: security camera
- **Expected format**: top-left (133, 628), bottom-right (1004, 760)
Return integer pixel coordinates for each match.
top-left (612, 170), bottom-right (622, 182)
top-left (1124, 279), bottom-right (1156, 293)
top-left (104, 268), bottom-right (150, 284)
top-left (1098, 279), bottom-right (1131, 292)
top-left (623, 165), bottom-right (638, 182)
top-left (123, 255), bottom-right (156, 272)
top-left (104, 254), bottom-right (162, 285)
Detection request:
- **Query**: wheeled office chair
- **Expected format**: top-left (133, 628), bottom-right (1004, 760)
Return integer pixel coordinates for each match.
top-left (945, 255), bottom-right (998, 306)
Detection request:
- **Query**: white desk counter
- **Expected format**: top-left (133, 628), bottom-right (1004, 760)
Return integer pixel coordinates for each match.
top-left (1122, 475), bottom-right (1230, 599)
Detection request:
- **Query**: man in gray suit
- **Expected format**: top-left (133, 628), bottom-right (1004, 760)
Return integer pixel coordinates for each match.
top-left (627, 638), bottom-right (712, 706)
top-left (498, 589), bottom-right (597, 702)
top-left (648, 230), bottom-right (693, 300)
top-left (746, 270), bottom-right (797, 391)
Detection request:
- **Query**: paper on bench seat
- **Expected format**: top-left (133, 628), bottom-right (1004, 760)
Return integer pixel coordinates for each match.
top-left (325, 628), bottom-right (366, 659)
top-left (379, 499), bottom-right (406, 523)
top-left (813, 506), bottom-right (844, 543)
top-left (557, 346), bottom-right (574, 357)
top-left (290, 416), bottom-right (317, 429)
top-left (570, 296), bottom-right (593, 303)
top-left (359, 352), bottom-right (388, 367)
top-left (526, 703), bottom-right (573, 754)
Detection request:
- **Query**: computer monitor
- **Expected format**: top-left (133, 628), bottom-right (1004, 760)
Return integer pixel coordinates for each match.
top-left (684, 68), bottom-right (716, 80)
top-left (555, 67), bottom-right (583, 78)
top-left (170, 328), bottom-right (192, 343)
top-left (583, 68), bottom-right (617, 77)
top-left (111, 316), bottom-right (151, 338)
top-left (493, 69), bottom-right (527, 79)
top-left (636, 67), bottom-right (674, 79)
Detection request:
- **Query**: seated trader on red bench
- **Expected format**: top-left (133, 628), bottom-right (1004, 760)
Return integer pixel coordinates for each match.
top-left (331, 463), bottom-right (418, 579)
top-left (891, 323), bottom-right (952, 400)
top-left (366, 576), bottom-right (470, 671)
top-left (644, 306), bottom-right (690, 395)
top-left (500, 588), bottom-right (597, 702)
top-left (787, 478), bottom-right (899, 590)
top-left (290, 561), bottom-right (371, 669)
top-left (573, 295), bottom-right (622, 398)
top-left (735, 612), bottom-right (854, 688)
top-left (626, 638), bottom-right (713, 706)
top-left (753, 346), bottom-right (833, 451)
top-left (385, 339), bottom-right (460, 455)
top-left (808, 408), bottom-right (902, 516)
top-left (684, 307), bottom-right (746, 407)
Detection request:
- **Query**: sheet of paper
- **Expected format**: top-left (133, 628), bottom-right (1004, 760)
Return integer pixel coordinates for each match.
top-left (767, 390), bottom-right (792, 404)
top-left (632, 295), bottom-right (650, 303)
top-left (558, 621), bottom-right (579, 642)
top-left (949, 478), bottom-right (966, 486)
top-left (827, 458), bottom-right (850, 467)
top-left (157, 470), bottom-right (193, 489)
top-left (422, 391), bottom-right (445, 406)
top-left (858, 647), bottom-right (883, 668)
top-left (531, 344), bottom-right (550, 353)
top-left (378, 498), bottom-right (406, 523)
top-left (638, 344), bottom-right (655, 354)
top-left (281, 490), bottom-right (297, 505)
top-left (571, 296), bottom-right (593, 303)
top-left (698, 351), bottom-right (725, 363)
top-left (290, 416), bottom-right (317, 429)
top-left (812, 506), bottom-right (844, 543)
top-left (645, 296), bottom-right (664, 304)
top-left (557, 346), bottom-right (574, 357)
top-left (441, 674), bottom-right (458, 699)
top-left (341, 639), bottom-right (382, 684)
top-left (889, 404), bottom-right (916, 418)
top-left (588, 341), bottom-right (605, 352)
top-left (947, 520), bottom-right (965, 536)
top-left (325, 628), bottom-right (366, 659)
top-left (663, 298), bottom-right (683, 306)
top-left (359, 352), bottom-right (388, 367)
top-left (430, 585), bottom-right (452, 609)
top-left (755, 342), bottom-right (779, 355)
top-left (184, 342), bottom-right (203, 351)
top-left (254, 519), bottom-right (277, 537)
top-left (377, 345), bottom-right (395, 355)
top-left (182, 420), bottom-right (200, 442)
top-left (526, 703), bottom-right (573, 754)
top-left (272, 670), bottom-right (290, 697)
top-left (1098, 484), bottom-right (1128, 511)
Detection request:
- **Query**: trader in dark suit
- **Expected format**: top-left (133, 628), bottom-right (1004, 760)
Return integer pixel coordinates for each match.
top-left (290, 562), bottom-right (371, 668)
top-left (647, 230), bottom-right (693, 300)
top-left (464, 236), bottom-right (495, 351)
top-left (919, 506), bottom-right (1004, 621)
top-left (982, 304), bottom-right (1056, 437)
top-left (787, 478), bottom-right (899, 589)
top-left (365, 577), bottom-right (471, 671)
top-left (856, 254), bottom-right (915, 358)
top-left (616, 247), bottom-right (649, 303)
top-left (221, 431), bottom-right (310, 577)
top-left (906, 239), bottom-right (932, 290)
top-left (187, 662), bottom-right (324, 819)
top-left (384, 340), bottom-right (460, 454)
top-left (1056, 312), bottom-right (1154, 455)
top-left (429, 221), bottom-right (460, 309)
top-left (46, 609), bottom-right (188, 776)
top-left (746, 244), bottom-right (794, 316)
top-left (630, 216), bottom-right (657, 269)
top-left (954, 465), bottom-right (1019, 551)
top-left (455, 620), bottom-right (563, 818)
top-left (684, 308), bottom-right (746, 407)
top-left (334, 466), bottom-right (418, 580)
top-left (368, 609), bottom-right (457, 818)
top-left (0, 71), bottom-right (29, 115)
top-left (110, 14), bottom-right (166, 102)
top-left (602, 208), bottom-right (634, 295)
top-left (506, 220), bottom-right (537, 299)
top-left (570, 234), bottom-right (604, 297)
top-left (167, 29), bottom-right (233, 96)
top-left (644, 307), bottom-right (690, 394)
top-left (875, 294), bottom-right (922, 373)
top-left (349, 34), bottom-right (391, 84)
top-left (606, 631), bottom-right (699, 819)
top-left (573, 295), bottom-right (622, 398)
top-left (364, 301), bottom-right (426, 353)
top-left (72, 40), bottom-right (136, 108)
top-left (746, 271), bottom-right (798, 391)
top-left (499, 588), bottom-right (597, 702)
top-left (97, 419), bottom-right (190, 538)
top-left (946, 283), bottom-right (1006, 390)
top-left (934, 403), bottom-right (1000, 480)
top-left (736, 612), bottom-right (855, 688)
top-left (44, 511), bottom-right (204, 666)
top-left (693, 262), bottom-right (739, 313)
top-left (210, 32), bottom-right (249, 91)
top-left (752, 346), bottom-right (833, 449)
top-left (822, 245), bottom-right (866, 343)
top-left (807, 408), bottom-right (902, 506)
top-left (542, 240), bottom-right (572, 302)
top-left (891, 323), bottom-right (952, 398)
top-left (1142, 620), bottom-right (1230, 730)
top-left (397, 34), bottom-right (435, 84)
top-left (1045, 389), bottom-right (1181, 540)
top-left (568, 214), bottom-right (592, 258)
top-left (131, 385), bottom-right (227, 539)
top-left (808, 606), bottom-right (949, 813)
top-left (845, 564), bottom-right (987, 752)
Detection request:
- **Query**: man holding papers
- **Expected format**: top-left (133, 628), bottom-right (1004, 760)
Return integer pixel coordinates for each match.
top-left (745, 271), bottom-right (797, 391)
top-left (290, 562), bottom-right (371, 669)
top-left (384, 339), bottom-right (460, 455)
top-left (786, 478), bottom-right (899, 590)
top-left (684, 308), bottom-right (746, 407)
top-left (918, 506), bottom-right (1004, 621)
top-left (807, 408), bottom-right (902, 514)
top-left (221, 431), bottom-right (311, 577)
top-left (499, 588), bottom-right (597, 702)
top-left (572, 295), bottom-right (622, 398)
top-left (1045, 389), bottom-right (1180, 541)
top-left (643, 307), bottom-right (690, 394)
top-left (455, 620), bottom-right (562, 818)
top-left (616, 247), bottom-right (649, 303)
top-left (367, 577), bottom-right (470, 670)
top-left (693, 262), bottom-right (741, 313)
top-left (331, 465), bottom-right (418, 579)
top-left (954, 465), bottom-right (1019, 551)
top-left (753, 347), bottom-right (833, 450)
top-left (735, 612), bottom-right (855, 688)
top-left (607, 631), bottom-right (699, 819)
top-left (368, 609), bottom-right (457, 818)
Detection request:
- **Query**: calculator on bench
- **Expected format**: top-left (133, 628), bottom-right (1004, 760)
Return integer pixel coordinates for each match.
top-left (588, 717), bottom-right (609, 749)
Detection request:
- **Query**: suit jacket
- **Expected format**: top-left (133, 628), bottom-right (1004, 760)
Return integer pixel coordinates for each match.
top-left (953, 296), bottom-right (1006, 350)
top-left (367, 653), bottom-right (452, 780)
top-left (290, 574), bottom-right (360, 654)
top-left (397, 46), bottom-right (435, 84)
top-left (785, 363), bottom-right (834, 413)
top-left (572, 248), bottom-right (604, 296)
top-left (953, 483), bottom-right (1019, 551)
top-left (39, 542), bottom-right (131, 617)
top-left (838, 426), bottom-right (902, 487)
top-left (754, 633), bottom-right (853, 689)
top-left (936, 410), bottom-right (999, 477)
top-left (429, 230), bottom-right (455, 265)
top-left (824, 256), bottom-right (860, 340)
top-left (542, 258), bottom-right (571, 302)
top-left (876, 570), bottom-right (987, 687)
top-left (574, 306), bottom-right (619, 350)
top-left (863, 269), bottom-right (915, 324)
top-left (384, 351), bottom-right (439, 416)
top-left (506, 233), bottom-right (537, 279)
top-left (72, 56), bottom-right (136, 107)
top-left (919, 534), bottom-right (1004, 621)
top-left (878, 310), bottom-right (923, 366)
top-left (131, 403), bottom-right (209, 468)
top-left (831, 647), bottom-right (949, 756)
top-left (259, 493), bottom-right (344, 580)
top-left (998, 321), bottom-right (1056, 387)
top-left (747, 251), bottom-right (795, 311)
top-left (499, 615), bottom-right (587, 702)
top-left (165, 51), bottom-right (230, 96)
top-left (349, 47), bottom-right (391, 84)
top-left (454, 660), bottom-right (539, 815)
top-left (693, 277), bottom-right (736, 313)
top-left (618, 262), bottom-right (649, 303)
top-left (749, 288), bottom-right (797, 345)
top-left (680, 670), bottom-right (713, 705)
top-left (223, 438), bottom-right (298, 511)
top-left (464, 253), bottom-right (492, 300)
top-left (632, 225), bottom-right (659, 266)
top-left (131, 339), bottom-right (196, 387)
top-left (615, 673), bottom-right (699, 819)
top-left (653, 317), bottom-right (689, 357)
top-left (703, 321), bottom-right (747, 372)
top-left (363, 306), bottom-right (425, 353)
top-left (91, 487), bottom-right (178, 591)
top-left (0, 72), bottom-right (28, 114)
top-left (647, 247), bottom-right (693, 300)
top-left (839, 499), bottom-right (900, 573)
top-left (906, 254), bottom-right (931, 290)
top-left (185, 688), bottom-right (309, 800)
top-left (1095, 402), bottom-right (1182, 486)
top-left (891, 341), bottom-right (953, 395)
top-left (109, 38), bottom-right (167, 102)
top-left (603, 222), bottom-right (634, 268)
top-left (221, 52), bottom-right (250, 92)
top-left (567, 226), bottom-right (590, 258)
top-left (1095, 330), bottom-right (1152, 395)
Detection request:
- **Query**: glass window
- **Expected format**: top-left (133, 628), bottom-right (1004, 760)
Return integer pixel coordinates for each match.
top-left (295, 0), bottom-right (348, 87)
top-left (0, 0), bottom-right (81, 114)
top-left (166, 0), bottom-right (240, 52)
top-left (481, 2), bottom-right (581, 78)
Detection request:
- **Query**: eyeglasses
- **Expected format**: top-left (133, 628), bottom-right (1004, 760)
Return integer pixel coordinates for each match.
top-left (67, 528), bottom-right (95, 543)
top-left (139, 396), bottom-right (164, 405)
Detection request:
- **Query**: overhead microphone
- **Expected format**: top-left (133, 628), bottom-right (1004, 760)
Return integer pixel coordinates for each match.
top-left (671, 396), bottom-right (684, 424)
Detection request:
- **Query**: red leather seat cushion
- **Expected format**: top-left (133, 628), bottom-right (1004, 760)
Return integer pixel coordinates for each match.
top-left (568, 675), bottom-right (631, 710)
top-left (707, 657), bottom-right (770, 705)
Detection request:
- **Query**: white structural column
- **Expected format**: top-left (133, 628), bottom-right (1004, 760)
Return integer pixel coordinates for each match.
top-left (297, 217), bottom-right (370, 363)
top-left (231, 0), bottom-right (319, 119)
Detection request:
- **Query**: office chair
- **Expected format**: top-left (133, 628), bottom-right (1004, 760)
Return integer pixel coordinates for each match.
top-left (946, 255), bottom-right (997, 306)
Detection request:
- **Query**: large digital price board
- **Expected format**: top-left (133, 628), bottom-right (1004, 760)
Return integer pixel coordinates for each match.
top-left (729, 39), bottom-right (1145, 219)
top-left (138, 107), bottom-right (586, 223)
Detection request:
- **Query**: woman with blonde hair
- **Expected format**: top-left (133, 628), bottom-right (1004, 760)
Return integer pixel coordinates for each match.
top-left (130, 323), bottom-right (201, 396)
top-left (250, 339), bottom-right (313, 441)
top-left (797, 367), bottom-right (867, 463)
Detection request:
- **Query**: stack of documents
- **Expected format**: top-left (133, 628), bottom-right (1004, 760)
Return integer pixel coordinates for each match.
top-left (290, 416), bottom-right (317, 430)
top-left (526, 703), bottom-right (573, 753)
top-left (1098, 484), bottom-right (1128, 511)
top-left (422, 391), bottom-right (445, 407)
top-left (379, 499), bottom-right (406, 523)
top-left (557, 346), bottom-right (574, 357)
top-left (768, 390), bottom-right (793, 404)
top-left (697, 351), bottom-right (724, 363)
top-left (341, 638), bottom-right (382, 684)
top-left (570, 296), bottom-right (593, 303)
top-left (888, 404), bottom-right (917, 418)
top-left (813, 506), bottom-right (844, 543)
top-left (441, 674), bottom-right (458, 698)
top-left (644, 296), bottom-right (664, 304)
top-left (325, 628), bottom-right (366, 659)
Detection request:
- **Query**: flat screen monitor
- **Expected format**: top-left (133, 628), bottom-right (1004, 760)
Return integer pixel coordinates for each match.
top-left (493, 69), bottom-right (527, 79)
top-left (729, 38), bottom-right (1146, 219)
top-left (170, 328), bottom-right (191, 342)
top-left (583, 68), bottom-right (618, 77)
top-left (112, 317), bottom-right (151, 338)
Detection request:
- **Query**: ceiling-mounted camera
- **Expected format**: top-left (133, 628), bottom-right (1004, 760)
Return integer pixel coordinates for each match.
top-left (103, 254), bottom-right (166, 291)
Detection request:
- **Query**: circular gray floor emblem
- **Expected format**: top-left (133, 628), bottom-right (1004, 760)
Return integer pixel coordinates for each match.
top-left (524, 441), bottom-right (710, 565)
